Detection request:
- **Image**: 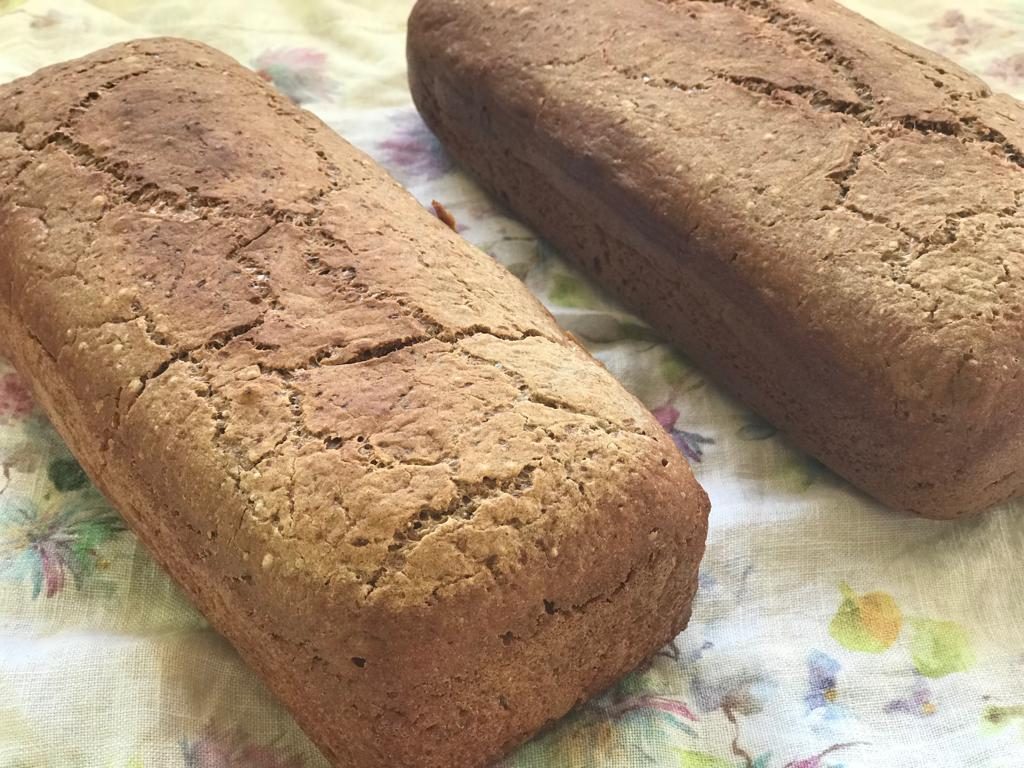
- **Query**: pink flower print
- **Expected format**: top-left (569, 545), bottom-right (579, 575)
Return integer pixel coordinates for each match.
top-left (580, 692), bottom-right (698, 739)
top-left (181, 728), bottom-right (304, 768)
top-left (0, 371), bottom-right (34, 420)
top-left (928, 10), bottom-right (996, 54)
top-left (376, 111), bottom-right (453, 182)
top-left (988, 53), bottom-right (1024, 89)
top-left (253, 48), bottom-right (337, 104)
top-left (604, 694), bottom-right (698, 724)
top-left (652, 403), bottom-right (714, 462)
top-left (29, 9), bottom-right (65, 29)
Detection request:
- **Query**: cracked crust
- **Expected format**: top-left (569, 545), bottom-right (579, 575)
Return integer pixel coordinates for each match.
top-left (408, 0), bottom-right (1024, 518)
top-left (0, 39), bottom-right (709, 768)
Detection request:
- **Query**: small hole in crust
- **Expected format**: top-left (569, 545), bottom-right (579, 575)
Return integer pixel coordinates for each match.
top-left (543, 599), bottom-right (556, 615)
top-left (351, 657), bottom-right (366, 668)
top-left (661, 458), bottom-right (669, 467)
top-left (500, 631), bottom-right (514, 645)
top-left (351, 537), bottom-right (369, 547)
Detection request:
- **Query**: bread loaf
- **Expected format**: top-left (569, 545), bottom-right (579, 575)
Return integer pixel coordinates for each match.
top-left (0, 39), bottom-right (709, 768)
top-left (407, 0), bottom-right (1024, 519)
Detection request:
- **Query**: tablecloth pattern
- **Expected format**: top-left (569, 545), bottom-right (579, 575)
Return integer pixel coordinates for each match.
top-left (1, 1), bottom-right (1023, 766)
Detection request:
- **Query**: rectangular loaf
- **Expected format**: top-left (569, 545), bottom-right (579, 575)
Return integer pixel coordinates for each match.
top-left (407, 0), bottom-right (1024, 519)
top-left (0, 39), bottom-right (708, 768)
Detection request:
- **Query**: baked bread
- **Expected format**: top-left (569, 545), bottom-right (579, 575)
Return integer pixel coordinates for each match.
top-left (407, 0), bottom-right (1024, 519)
top-left (0, 39), bottom-right (708, 768)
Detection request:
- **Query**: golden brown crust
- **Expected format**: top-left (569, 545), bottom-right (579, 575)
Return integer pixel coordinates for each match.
top-left (0, 38), bottom-right (708, 767)
top-left (407, 0), bottom-right (1024, 519)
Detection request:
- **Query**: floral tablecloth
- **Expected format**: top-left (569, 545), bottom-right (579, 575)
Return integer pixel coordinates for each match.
top-left (1, 1), bottom-right (1023, 767)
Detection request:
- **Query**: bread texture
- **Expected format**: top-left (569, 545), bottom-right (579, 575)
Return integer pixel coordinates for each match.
top-left (407, 0), bottom-right (1024, 519)
top-left (0, 39), bottom-right (709, 768)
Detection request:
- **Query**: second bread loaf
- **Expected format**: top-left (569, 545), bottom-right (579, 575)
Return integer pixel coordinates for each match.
top-left (408, 0), bottom-right (1024, 519)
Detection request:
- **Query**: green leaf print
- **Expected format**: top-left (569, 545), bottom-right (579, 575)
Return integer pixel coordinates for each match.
top-left (617, 319), bottom-right (661, 343)
top-left (909, 618), bottom-right (975, 678)
top-left (776, 452), bottom-right (828, 492)
top-left (675, 750), bottom-right (733, 768)
top-left (983, 704), bottom-right (1024, 731)
top-left (549, 273), bottom-right (603, 309)
top-left (612, 670), bottom-right (649, 698)
top-left (829, 582), bottom-right (902, 653)
top-left (658, 352), bottom-right (703, 389)
top-left (47, 456), bottom-right (89, 491)
top-left (737, 412), bottom-right (777, 441)
top-left (0, 490), bottom-right (125, 598)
